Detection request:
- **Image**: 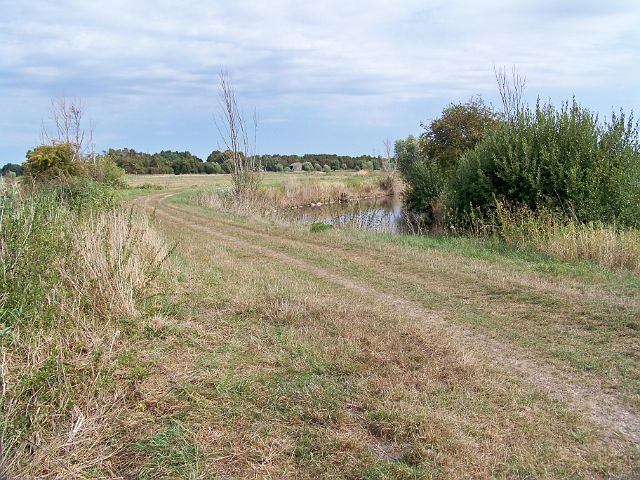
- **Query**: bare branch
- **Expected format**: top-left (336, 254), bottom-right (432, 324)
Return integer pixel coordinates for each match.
top-left (382, 137), bottom-right (396, 173)
top-left (43, 97), bottom-right (93, 162)
top-left (216, 71), bottom-right (260, 197)
top-left (494, 65), bottom-right (526, 121)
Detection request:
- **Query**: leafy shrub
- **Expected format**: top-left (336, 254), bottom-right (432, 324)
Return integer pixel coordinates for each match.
top-left (402, 161), bottom-right (446, 220)
top-left (89, 156), bottom-right (126, 187)
top-left (302, 162), bottom-right (314, 172)
top-left (24, 143), bottom-right (86, 181)
top-left (452, 100), bottom-right (640, 227)
top-left (395, 135), bottom-right (422, 173)
top-left (52, 176), bottom-right (118, 211)
top-left (322, 164), bottom-right (332, 173)
top-left (204, 162), bottom-right (223, 174)
top-left (314, 163), bottom-right (322, 171)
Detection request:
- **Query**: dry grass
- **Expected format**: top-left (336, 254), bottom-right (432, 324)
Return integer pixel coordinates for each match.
top-left (120, 198), bottom-right (638, 478)
top-left (258, 175), bottom-right (395, 208)
top-left (0, 187), bottom-right (171, 478)
top-left (482, 202), bottom-right (640, 274)
top-left (65, 210), bottom-right (171, 318)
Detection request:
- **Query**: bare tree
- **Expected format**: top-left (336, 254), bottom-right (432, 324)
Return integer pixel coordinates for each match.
top-left (382, 137), bottom-right (396, 174)
top-left (215, 72), bottom-right (260, 197)
top-left (41, 97), bottom-right (95, 163)
top-left (494, 65), bottom-right (526, 122)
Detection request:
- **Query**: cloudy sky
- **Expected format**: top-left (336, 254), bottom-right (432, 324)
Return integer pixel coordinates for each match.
top-left (1, 0), bottom-right (639, 164)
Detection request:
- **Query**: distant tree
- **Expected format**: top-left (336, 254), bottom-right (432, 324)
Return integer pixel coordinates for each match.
top-left (419, 96), bottom-right (499, 175)
top-left (204, 162), bottom-right (223, 174)
top-left (221, 158), bottom-right (234, 173)
top-left (103, 148), bottom-right (146, 173)
top-left (1, 163), bottom-right (24, 176)
top-left (302, 162), bottom-right (314, 172)
top-left (313, 163), bottom-right (322, 171)
top-left (207, 150), bottom-right (227, 164)
top-left (322, 164), bottom-right (331, 173)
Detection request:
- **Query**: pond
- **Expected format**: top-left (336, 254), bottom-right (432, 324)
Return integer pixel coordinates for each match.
top-left (287, 195), bottom-right (414, 233)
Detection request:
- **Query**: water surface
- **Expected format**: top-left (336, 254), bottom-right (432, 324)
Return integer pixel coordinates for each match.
top-left (288, 195), bottom-right (407, 233)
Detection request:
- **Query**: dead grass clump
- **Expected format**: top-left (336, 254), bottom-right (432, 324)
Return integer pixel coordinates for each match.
top-left (0, 186), bottom-right (171, 477)
top-left (63, 209), bottom-right (171, 319)
top-left (480, 201), bottom-right (640, 274)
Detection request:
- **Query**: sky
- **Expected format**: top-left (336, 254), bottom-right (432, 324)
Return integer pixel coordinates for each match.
top-left (1, 0), bottom-right (639, 165)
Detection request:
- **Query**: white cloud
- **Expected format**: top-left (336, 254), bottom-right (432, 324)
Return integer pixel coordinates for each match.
top-left (1, 0), bottom-right (639, 158)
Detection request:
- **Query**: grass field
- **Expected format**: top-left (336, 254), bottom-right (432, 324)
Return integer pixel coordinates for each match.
top-left (124, 171), bottom-right (386, 190)
top-left (5, 172), bottom-right (638, 478)
top-left (106, 173), bottom-right (640, 478)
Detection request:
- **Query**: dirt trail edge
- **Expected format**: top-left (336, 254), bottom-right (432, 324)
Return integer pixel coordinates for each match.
top-left (144, 192), bottom-right (640, 449)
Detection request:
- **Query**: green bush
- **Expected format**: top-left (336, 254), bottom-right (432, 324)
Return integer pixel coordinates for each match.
top-left (53, 176), bottom-right (118, 211)
top-left (89, 156), bottom-right (126, 187)
top-left (403, 161), bottom-right (446, 218)
top-left (452, 100), bottom-right (640, 227)
top-left (322, 164), bottom-right (332, 173)
top-left (302, 162), bottom-right (314, 172)
top-left (204, 162), bottom-right (223, 174)
top-left (24, 143), bottom-right (86, 181)
top-left (310, 221), bottom-right (333, 233)
top-left (314, 163), bottom-right (322, 171)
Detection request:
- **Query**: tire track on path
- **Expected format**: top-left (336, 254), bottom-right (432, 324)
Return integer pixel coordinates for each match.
top-left (142, 192), bottom-right (640, 450)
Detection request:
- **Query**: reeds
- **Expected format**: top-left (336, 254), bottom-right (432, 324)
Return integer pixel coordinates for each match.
top-left (260, 176), bottom-right (396, 209)
top-left (477, 201), bottom-right (640, 274)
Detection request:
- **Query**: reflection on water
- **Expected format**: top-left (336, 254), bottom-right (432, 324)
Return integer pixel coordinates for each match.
top-left (288, 195), bottom-right (410, 233)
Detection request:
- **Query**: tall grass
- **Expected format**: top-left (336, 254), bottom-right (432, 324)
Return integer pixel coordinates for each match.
top-left (260, 175), bottom-right (399, 208)
top-left (473, 201), bottom-right (640, 274)
top-left (0, 180), bottom-right (171, 477)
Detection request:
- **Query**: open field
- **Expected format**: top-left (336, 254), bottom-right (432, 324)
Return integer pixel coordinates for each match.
top-left (106, 174), bottom-right (640, 478)
top-left (124, 171), bottom-right (388, 191)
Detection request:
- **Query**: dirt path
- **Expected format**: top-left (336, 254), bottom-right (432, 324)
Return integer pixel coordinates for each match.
top-left (142, 192), bottom-right (640, 450)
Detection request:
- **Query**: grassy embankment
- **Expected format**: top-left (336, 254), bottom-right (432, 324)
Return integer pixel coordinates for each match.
top-left (0, 177), bottom-right (172, 478)
top-left (117, 173), bottom-right (637, 478)
top-left (2, 172), bottom-right (638, 477)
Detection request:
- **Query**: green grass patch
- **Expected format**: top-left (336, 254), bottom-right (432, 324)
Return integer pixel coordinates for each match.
top-left (132, 421), bottom-right (202, 479)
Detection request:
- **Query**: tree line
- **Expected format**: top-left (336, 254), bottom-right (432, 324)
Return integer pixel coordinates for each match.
top-left (99, 149), bottom-right (383, 175)
top-left (2, 148), bottom-right (386, 178)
